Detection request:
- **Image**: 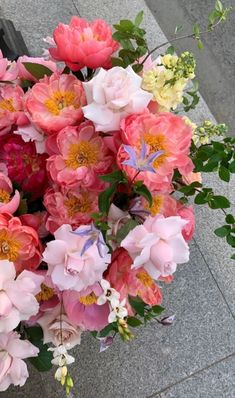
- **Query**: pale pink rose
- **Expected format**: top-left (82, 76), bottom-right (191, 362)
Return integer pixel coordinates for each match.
top-left (15, 123), bottom-right (46, 154)
top-left (0, 50), bottom-right (18, 81)
top-left (47, 121), bottom-right (113, 189)
top-left (37, 304), bottom-right (82, 348)
top-left (0, 172), bottom-right (20, 214)
top-left (117, 110), bottom-right (193, 192)
top-left (49, 17), bottom-right (119, 71)
top-left (121, 215), bottom-right (189, 280)
top-left (63, 284), bottom-right (109, 331)
top-left (0, 331), bottom-right (39, 391)
top-left (0, 260), bottom-right (44, 332)
top-left (43, 224), bottom-right (111, 291)
top-left (82, 66), bottom-right (152, 132)
top-left (44, 186), bottom-right (98, 234)
top-left (0, 85), bottom-right (28, 135)
top-left (182, 171), bottom-right (202, 185)
top-left (17, 56), bottom-right (57, 82)
top-left (25, 73), bottom-right (86, 134)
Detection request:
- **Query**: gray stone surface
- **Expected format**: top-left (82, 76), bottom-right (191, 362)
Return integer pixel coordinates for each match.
top-left (158, 354), bottom-right (235, 398)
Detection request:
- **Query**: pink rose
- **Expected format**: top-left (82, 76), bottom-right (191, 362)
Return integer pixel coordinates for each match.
top-left (0, 85), bottom-right (28, 135)
top-left (82, 66), bottom-right (152, 132)
top-left (49, 17), bottom-right (119, 71)
top-left (0, 331), bottom-right (38, 391)
top-left (17, 56), bottom-right (57, 82)
top-left (0, 173), bottom-right (20, 214)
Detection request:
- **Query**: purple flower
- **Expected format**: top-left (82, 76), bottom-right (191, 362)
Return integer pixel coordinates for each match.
top-left (160, 314), bottom-right (176, 326)
top-left (98, 336), bottom-right (114, 353)
top-left (72, 223), bottom-right (107, 257)
top-left (122, 140), bottom-right (164, 173)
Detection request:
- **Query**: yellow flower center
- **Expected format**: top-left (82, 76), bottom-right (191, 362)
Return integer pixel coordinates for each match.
top-left (65, 141), bottom-right (99, 169)
top-left (149, 195), bottom-right (164, 215)
top-left (44, 90), bottom-right (78, 115)
top-left (0, 189), bottom-right (10, 204)
top-left (79, 292), bottom-right (97, 306)
top-left (64, 193), bottom-right (92, 217)
top-left (144, 133), bottom-right (168, 168)
top-left (136, 271), bottom-right (154, 288)
top-left (0, 98), bottom-right (15, 112)
top-left (0, 230), bottom-right (21, 262)
top-left (36, 283), bottom-right (55, 302)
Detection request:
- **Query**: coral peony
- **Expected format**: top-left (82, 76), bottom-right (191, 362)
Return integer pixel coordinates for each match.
top-left (0, 134), bottom-right (48, 200)
top-left (118, 110), bottom-right (193, 192)
top-left (43, 224), bottom-right (111, 291)
top-left (0, 213), bottom-right (41, 273)
top-left (47, 121), bottom-right (113, 189)
top-left (0, 50), bottom-right (18, 82)
top-left (0, 172), bottom-right (20, 214)
top-left (0, 85), bottom-right (28, 135)
top-left (44, 186), bottom-right (98, 234)
top-left (0, 331), bottom-right (39, 391)
top-left (19, 212), bottom-right (49, 239)
top-left (17, 56), bottom-right (58, 82)
top-left (0, 260), bottom-right (43, 332)
top-left (63, 284), bottom-right (109, 331)
top-left (49, 17), bottom-right (119, 71)
top-left (121, 215), bottom-right (189, 280)
top-left (25, 73), bottom-right (86, 134)
top-left (82, 66), bottom-right (152, 132)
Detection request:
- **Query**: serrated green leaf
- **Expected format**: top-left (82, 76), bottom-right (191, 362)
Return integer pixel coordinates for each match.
top-left (135, 11), bottom-right (144, 26)
top-left (22, 62), bottom-right (53, 79)
top-left (214, 226), bottom-right (230, 237)
top-left (127, 317), bottom-right (142, 327)
top-left (119, 19), bottom-right (134, 30)
top-left (219, 166), bottom-right (230, 182)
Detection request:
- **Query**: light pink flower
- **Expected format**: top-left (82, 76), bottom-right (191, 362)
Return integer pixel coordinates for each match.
top-left (63, 284), bottom-right (109, 331)
top-left (47, 121), bottom-right (113, 189)
top-left (17, 56), bottom-right (57, 82)
top-left (0, 173), bottom-right (20, 214)
top-left (0, 260), bottom-right (44, 332)
top-left (0, 50), bottom-right (18, 81)
top-left (82, 66), bottom-right (152, 132)
top-left (43, 224), bottom-right (111, 291)
top-left (182, 171), bottom-right (202, 185)
top-left (37, 304), bottom-right (82, 348)
top-left (49, 17), bottom-right (119, 71)
top-left (15, 123), bottom-right (46, 154)
top-left (44, 186), bottom-right (98, 234)
top-left (25, 73), bottom-right (86, 134)
top-left (0, 85), bottom-right (28, 135)
top-left (121, 215), bottom-right (189, 280)
top-left (0, 331), bottom-right (38, 391)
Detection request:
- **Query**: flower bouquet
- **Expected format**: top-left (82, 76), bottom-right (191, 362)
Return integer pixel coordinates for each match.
top-left (0, 1), bottom-right (233, 394)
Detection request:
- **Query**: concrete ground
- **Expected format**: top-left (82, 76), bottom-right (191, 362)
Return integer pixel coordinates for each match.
top-left (0, 1), bottom-right (234, 397)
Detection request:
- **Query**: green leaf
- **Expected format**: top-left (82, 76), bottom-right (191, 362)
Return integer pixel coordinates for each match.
top-left (132, 63), bottom-right (143, 73)
top-left (25, 326), bottom-right (43, 341)
top-left (193, 24), bottom-right (200, 38)
top-left (226, 234), bottom-right (235, 248)
top-left (111, 57), bottom-right (124, 67)
top-left (214, 226), bottom-right (230, 237)
top-left (22, 62), bottom-right (53, 79)
top-left (98, 184), bottom-right (117, 214)
top-left (134, 183), bottom-right (152, 206)
top-left (151, 305), bottom-right (165, 315)
top-left (29, 341), bottom-right (53, 372)
top-left (166, 45), bottom-right (175, 55)
top-left (16, 198), bottom-right (28, 216)
top-left (99, 170), bottom-right (125, 183)
top-left (219, 166), bottom-right (230, 182)
top-left (194, 192), bottom-right (208, 205)
top-left (119, 19), bottom-right (134, 31)
top-left (197, 40), bottom-right (204, 50)
top-left (99, 322), bottom-right (117, 337)
top-left (209, 195), bottom-right (230, 209)
top-left (128, 295), bottom-right (145, 317)
top-left (215, 0), bottom-right (223, 12)
top-left (135, 11), bottom-right (144, 26)
top-left (231, 254), bottom-right (235, 260)
top-left (225, 214), bottom-right (235, 224)
top-left (90, 331), bottom-right (98, 338)
top-left (127, 316), bottom-right (142, 327)
top-left (229, 161), bottom-right (235, 173)
top-left (116, 219), bottom-right (139, 244)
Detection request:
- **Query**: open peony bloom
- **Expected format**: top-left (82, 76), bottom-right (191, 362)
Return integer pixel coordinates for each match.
top-left (0, 85), bottom-right (28, 135)
top-left (0, 260), bottom-right (44, 332)
top-left (49, 17), bottom-right (119, 71)
top-left (82, 66), bottom-right (152, 132)
top-left (47, 121), bottom-right (113, 189)
top-left (0, 50), bottom-right (18, 82)
top-left (25, 73), bottom-right (86, 134)
top-left (0, 173), bottom-right (20, 214)
top-left (0, 213), bottom-right (42, 273)
top-left (63, 284), bottom-right (110, 331)
top-left (121, 215), bottom-right (189, 280)
top-left (37, 304), bottom-right (82, 349)
top-left (0, 331), bottom-right (39, 391)
top-left (17, 55), bottom-right (58, 82)
top-left (43, 224), bottom-right (111, 291)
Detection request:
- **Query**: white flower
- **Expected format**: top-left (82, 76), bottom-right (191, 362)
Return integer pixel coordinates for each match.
top-left (49, 344), bottom-right (75, 366)
top-left (97, 279), bottom-right (120, 308)
top-left (108, 299), bottom-right (128, 323)
top-left (15, 124), bottom-right (46, 154)
top-left (55, 365), bottom-right (67, 382)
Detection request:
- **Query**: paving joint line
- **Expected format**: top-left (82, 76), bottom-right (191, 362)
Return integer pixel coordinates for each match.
top-left (71, 0), bottom-right (82, 17)
top-left (145, 351), bottom-right (235, 398)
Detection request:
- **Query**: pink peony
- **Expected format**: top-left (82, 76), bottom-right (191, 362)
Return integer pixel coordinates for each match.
top-left (176, 205), bottom-right (195, 241)
top-left (44, 186), bottom-right (98, 234)
top-left (0, 50), bottom-right (18, 82)
top-left (49, 17), bottom-right (119, 71)
top-left (19, 212), bottom-right (49, 239)
top-left (37, 304), bottom-right (82, 348)
top-left (0, 213), bottom-right (41, 273)
top-left (0, 134), bottom-right (48, 200)
top-left (17, 56), bottom-right (58, 82)
top-left (106, 248), bottom-right (162, 314)
top-left (0, 172), bottom-right (20, 214)
top-left (117, 110), bottom-right (193, 192)
top-left (43, 224), bottom-right (111, 291)
top-left (15, 122), bottom-right (46, 154)
top-left (63, 284), bottom-right (109, 331)
top-left (82, 66), bottom-right (152, 132)
top-left (25, 73), bottom-right (86, 134)
top-left (0, 260), bottom-right (43, 332)
top-left (121, 215), bottom-right (189, 280)
top-left (0, 85), bottom-right (28, 135)
top-left (182, 171), bottom-right (202, 185)
top-left (0, 331), bottom-right (38, 391)
top-left (47, 121), bottom-right (113, 189)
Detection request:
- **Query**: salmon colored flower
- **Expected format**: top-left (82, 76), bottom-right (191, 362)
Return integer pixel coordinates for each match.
top-left (0, 213), bottom-right (41, 273)
top-left (19, 212), bottom-right (49, 239)
top-left (17, 56), bottom-right (57, 82)
top-left (0, 50), bottom-right (18, 82)
top-left (0, 173), bottom-right (20, 214)
top-left (47, 121), bottom-right (113, 189)
top-left (49, 17), bottom-right (119, 71)
top-left (25, 73), bottom-right (86, 134)
top-left (0, 85), bottom-right (28, 135)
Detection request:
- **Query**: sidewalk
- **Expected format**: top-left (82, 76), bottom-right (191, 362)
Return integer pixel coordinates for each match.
top-left (0, 1), bottom-right (234, 397)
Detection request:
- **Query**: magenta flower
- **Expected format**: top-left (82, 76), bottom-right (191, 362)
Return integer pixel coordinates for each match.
top-left (122, 140), bottom-right (164, 173)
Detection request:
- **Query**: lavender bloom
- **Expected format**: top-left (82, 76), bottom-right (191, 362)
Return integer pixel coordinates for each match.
top-left (122, 140), bottom-right (164, 173)
top-left (160, 314), bottom-right (176, 326)
top-left (98, 336), bottom-right (114, 353)
top-left (72, 223), bottom-right (106, 257)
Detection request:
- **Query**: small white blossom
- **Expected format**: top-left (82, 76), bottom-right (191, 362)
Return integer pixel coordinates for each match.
top-left (55, 365), bottom-right (67, 382)
top-left (97, 279), bottom-right (120, 308)
top-left (49, 344), bottom-right (75, 366)
top-left (108, 299), bottom-right (128, 323)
